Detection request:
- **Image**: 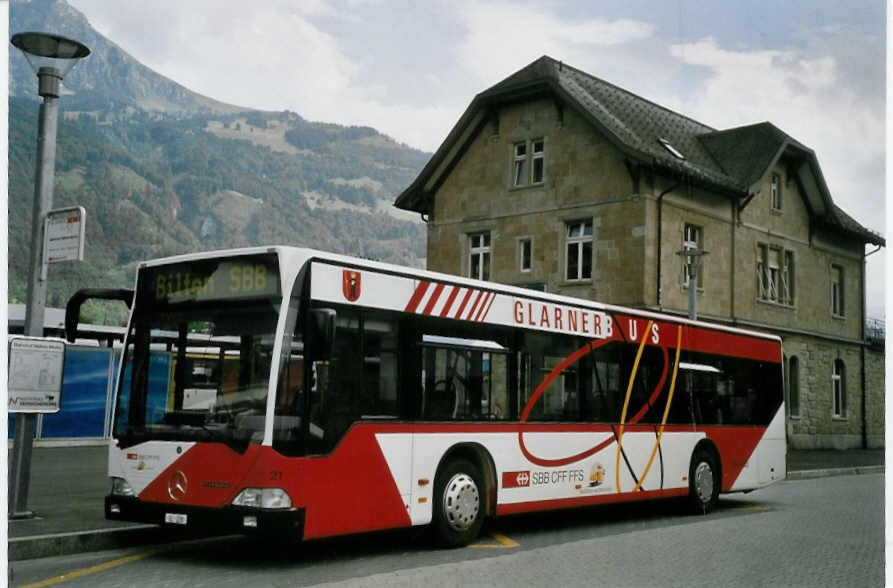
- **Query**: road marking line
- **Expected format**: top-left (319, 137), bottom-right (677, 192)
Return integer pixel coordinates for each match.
top-left (19, 549), bottom-right (161, 588)
top-left (469, 533), bottom-right (519, 549)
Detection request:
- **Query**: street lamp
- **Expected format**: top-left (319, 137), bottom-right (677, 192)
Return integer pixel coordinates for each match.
top-left (677, 247), bottom-right (709, 320)
top-left (10, 31), bottom-right (90, 519)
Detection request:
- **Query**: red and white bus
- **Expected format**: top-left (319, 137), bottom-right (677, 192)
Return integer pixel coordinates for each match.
top-left (67, 246), bottom-right (785, 546)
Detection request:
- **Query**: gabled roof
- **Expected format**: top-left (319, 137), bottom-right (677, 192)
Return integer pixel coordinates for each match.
top-left (396, 56), bottom-right (883, 246)
top-left (698, 122), bottom-right (795, 189)
top-left (698, 121), bottom-right (884, 245)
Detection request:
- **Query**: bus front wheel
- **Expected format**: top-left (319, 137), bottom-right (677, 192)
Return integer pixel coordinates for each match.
top-left (432, 459), bottom-right (484, 547)
top-left (686, 448), bottom-right (720, 514)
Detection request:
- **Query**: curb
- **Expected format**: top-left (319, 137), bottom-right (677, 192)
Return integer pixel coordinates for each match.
top-left (786, 465), bottom-right (884, 481)
top-left (9, 525), bottom-right (166, 562)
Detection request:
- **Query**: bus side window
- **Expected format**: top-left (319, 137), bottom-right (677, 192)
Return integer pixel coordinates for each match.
top-left (360, 315), bottom-right (399, 418)
top-left (584, 347), bottom-right (621, 423)
top-left (305, 308), bottom-right (403, 453)
top-left (488, 353), bottom-right (508, 419)
top-left (522, 332), bottom-right (581, 422)
top-left (420, 336), bottom-right (509, 421)
top-left (678, 351), bottom-right (782, 426)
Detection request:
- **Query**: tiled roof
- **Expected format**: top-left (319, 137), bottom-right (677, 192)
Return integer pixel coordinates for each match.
top-left (698, 122), bottom-right (791, 188)
top-left (481, 56), bottom-right (746, 193)
top-left (395, 56), bottom-right (883, 246)
top-left (828, 204), bottom-right (885, 246)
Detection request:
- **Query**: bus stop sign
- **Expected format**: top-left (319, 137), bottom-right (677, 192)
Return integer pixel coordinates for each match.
top-left (45, 206), bottom-right (86, 264)
top-left (8, 336), bottom-right (66, 413)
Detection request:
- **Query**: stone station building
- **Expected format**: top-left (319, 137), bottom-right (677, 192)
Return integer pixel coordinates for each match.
top-left (395, 56), bottom-right (884, 450)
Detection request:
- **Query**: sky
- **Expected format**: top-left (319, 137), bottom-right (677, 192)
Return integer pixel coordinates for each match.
top-left (66, 0), bottom-right (887, 318)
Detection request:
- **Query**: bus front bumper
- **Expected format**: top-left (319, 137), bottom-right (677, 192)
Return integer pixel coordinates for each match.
top-left (105, 495), bottom-right (305, 537)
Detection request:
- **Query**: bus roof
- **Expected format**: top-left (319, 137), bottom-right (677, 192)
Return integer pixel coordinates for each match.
top-left (138, 245), bottom-right (782, 344)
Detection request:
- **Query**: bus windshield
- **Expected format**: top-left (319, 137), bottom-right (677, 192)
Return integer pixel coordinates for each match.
top-left (113, 254), bottom-right (282, 451)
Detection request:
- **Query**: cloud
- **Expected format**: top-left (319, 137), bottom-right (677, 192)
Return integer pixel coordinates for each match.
top-left (456, 2), bottom-right (655, 85)
top-left (667, 36), bottom-right (885, 317)
top-left (668, 37), bottom-right (883, 228)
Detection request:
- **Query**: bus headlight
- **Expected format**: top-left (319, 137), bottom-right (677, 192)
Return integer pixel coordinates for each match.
top-left (110, 477), bottom-right (135, 497)
top-left (232, 488), bottom-right (292, 509)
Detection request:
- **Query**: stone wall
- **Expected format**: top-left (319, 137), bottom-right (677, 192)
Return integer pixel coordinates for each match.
top-left (427, 97), bottom-right (649, 306)
top-left (865, 345), bottom-right (885, 449)
top-left (785, 335), bottom-right (883, 449)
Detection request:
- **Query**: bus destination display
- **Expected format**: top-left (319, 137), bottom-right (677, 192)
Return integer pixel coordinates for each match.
top-left (150, 256), bottom-right (280, 304)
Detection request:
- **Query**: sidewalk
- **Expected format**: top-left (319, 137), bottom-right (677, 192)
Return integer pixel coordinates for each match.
top-left (7, 445), bottom-right (169, 561)
top-left (7, 445), bottom-right (885, 561)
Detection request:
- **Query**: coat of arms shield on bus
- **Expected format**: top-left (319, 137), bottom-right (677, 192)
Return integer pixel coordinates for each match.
top-left (342, 270), bottom-right (361, 301)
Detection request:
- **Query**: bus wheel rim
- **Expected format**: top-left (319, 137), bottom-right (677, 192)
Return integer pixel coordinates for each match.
top-left (694, 461), bottom-right (714, 503)
top-left (443, 472), bottom-right (480, 532)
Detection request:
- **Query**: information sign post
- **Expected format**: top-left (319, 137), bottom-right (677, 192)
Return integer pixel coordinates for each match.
top-left (7, 337), bottom-right (66, 519)
top-left (8, 337), bottom-right (66, 413)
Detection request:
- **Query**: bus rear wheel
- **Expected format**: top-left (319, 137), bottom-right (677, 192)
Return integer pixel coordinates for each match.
top-left (686, 448), bottom-right (719, 514)
top-left (432, 459), bottom-right (484, 547)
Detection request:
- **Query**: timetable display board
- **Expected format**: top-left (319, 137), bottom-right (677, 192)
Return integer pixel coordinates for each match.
top-left (8, 337), bottom-right (66, 413)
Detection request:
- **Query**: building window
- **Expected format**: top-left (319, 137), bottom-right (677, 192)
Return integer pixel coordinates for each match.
top-left (512, 138), bottom-right (545, 187)
top-left (757, 244), bottom-right (794, 306)
top-left (770, 173), bottom-right (782, 211)
top-left (682, 224), bottom-right (703, 287)
top-left (519, 238), bottom-right (532, 272)
top-left (781, 250), bottom-right (795, 305)
top-left (469, 232), bottom-right (491, 280)
top-left (832, 359), bottom-right (846, 418)
top-left (831, 264), bottom-right (844, 317)
top-left (512, 143), bottom-right (527, 187)
top-left (565, 220), bottom-right (592, 281)
top-left (532, 139), bottom-right (545, 183)
top-left (788, 356), bottom-right (800, 417)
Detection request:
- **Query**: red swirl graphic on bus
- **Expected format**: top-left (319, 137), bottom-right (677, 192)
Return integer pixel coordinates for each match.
top-left (517, 321), bottom-right (674, 469)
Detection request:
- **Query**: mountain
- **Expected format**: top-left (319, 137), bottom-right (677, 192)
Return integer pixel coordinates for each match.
top-left (9, 0), bottom-right (429, 323)
top-left (10, 0), bottom-right (244, 114)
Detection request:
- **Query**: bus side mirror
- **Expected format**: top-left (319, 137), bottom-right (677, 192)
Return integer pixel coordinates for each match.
top-left (309, 308), bottom-right (336, 360)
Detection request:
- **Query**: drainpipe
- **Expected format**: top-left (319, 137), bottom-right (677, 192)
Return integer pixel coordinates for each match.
top-left (656, 182), bottom-right (681, 309)
top-left (860, 243), bottom-right (882, 449)
top-left (730, 198), bottom-right (737, 323)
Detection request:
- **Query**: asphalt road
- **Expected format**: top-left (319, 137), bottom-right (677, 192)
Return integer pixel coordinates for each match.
top-left (12, 473), bottom-right (884, 588)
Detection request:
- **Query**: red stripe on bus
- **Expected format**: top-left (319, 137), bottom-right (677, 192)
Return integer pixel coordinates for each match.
top-left (454, 288), bottom-right (475, 319)
top-left (422, 283), bottom-right (445, 315)
top-left (439, 286), bottom-right (461, 318)
top-left (465, 290), bottom-right (485, 320)
top-left (473, 292), bottom-right (492, 322)
top-left (405, 281), bottom-right (430, 313)
top-left (684, 327), bottom-right (781, 363)
top-left (478, 291), bottom-right (497, 322)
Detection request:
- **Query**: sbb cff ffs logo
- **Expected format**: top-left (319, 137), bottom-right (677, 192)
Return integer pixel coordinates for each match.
top-left (502, 470), bottom-right (531, 488)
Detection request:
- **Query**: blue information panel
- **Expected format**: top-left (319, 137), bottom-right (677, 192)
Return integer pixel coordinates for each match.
top-left (41, 347), bottom-right (114, 438)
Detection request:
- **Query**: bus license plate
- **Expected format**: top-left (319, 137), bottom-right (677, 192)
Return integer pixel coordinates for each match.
top-left (165, 513), bottom-right (187, 525)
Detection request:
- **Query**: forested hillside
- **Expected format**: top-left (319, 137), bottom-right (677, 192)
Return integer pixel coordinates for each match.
top-left (9, 0), bottom-right (430, 323)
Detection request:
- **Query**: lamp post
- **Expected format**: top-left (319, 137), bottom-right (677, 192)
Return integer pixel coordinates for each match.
top-left (677, 247), bottom-right (709, 320)
top-left (9, 32), bottom-right (90, 519)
